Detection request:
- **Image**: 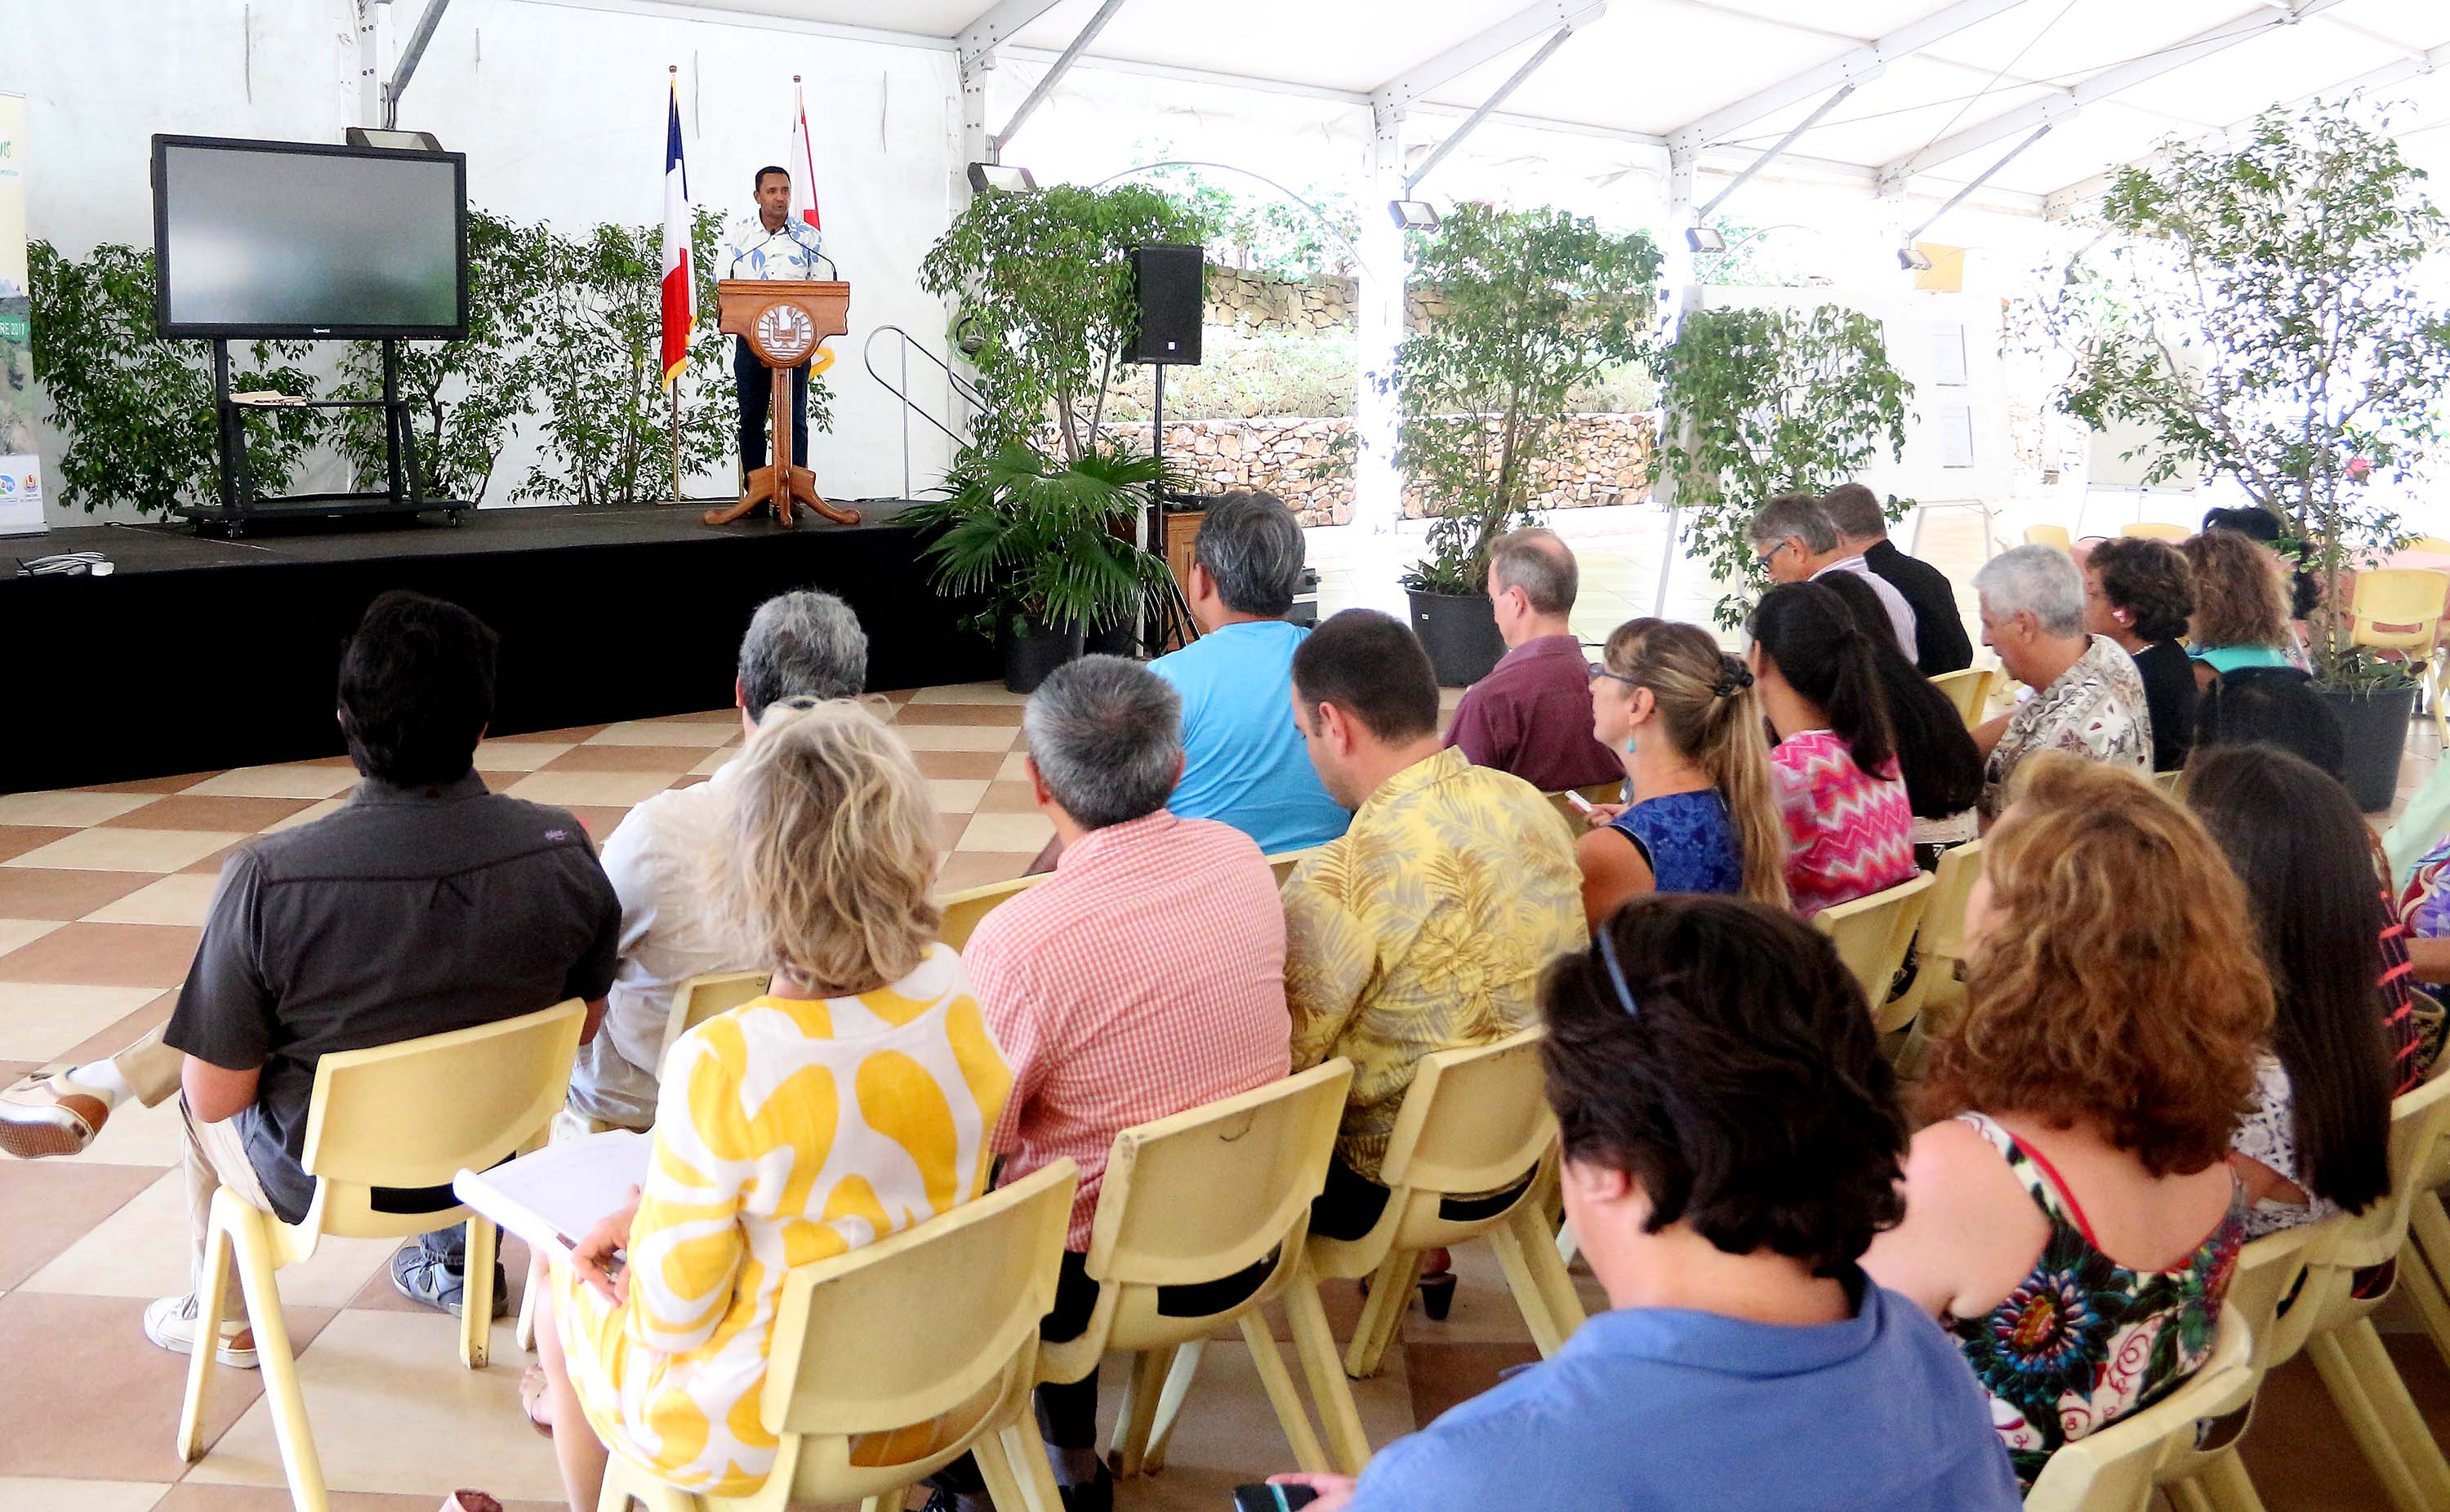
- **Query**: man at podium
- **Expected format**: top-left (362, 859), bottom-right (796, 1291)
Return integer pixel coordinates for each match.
top-left (719, 166), bottom-right (826, 492)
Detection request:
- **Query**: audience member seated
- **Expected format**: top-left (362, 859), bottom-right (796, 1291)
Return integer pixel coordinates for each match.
top-left (2082, 536), bottom-right (2198, 772)
top-left (1576, 618), bottom-right (1790, 926)
top-left (2186, 746), bottom-right (2400, 1238)
top-left (1749, 491), bottom-right (1917, 661)
top-left (1971, 545), bottom-right (2151, 820)
top-left (2182, 527), bottom-right (2303, 683)
top-left (1864, 754), bottom-right (2269, 1491)
top-left (1824, 482), bottom-right (1973, 675)
top-left (0, 592), bottom-right (621, 1363)
top-left (933, 655), bottom-right (1293, 1512)
top-left (2193, 665), bottom-right (2345, 775)
top-left (1444, 528), bottom-right (1623, 791)
top-left (524, 700), bottom-right (1009, 1512)
top-left (1746, 583), bottom-right (1917, 916)
top-left (572, 589), bottom-right (867, 1133)
top-left (1284, 610), bottom-right (1586, 1271)
top-left (1148, 490), bottom-right (1349, 853)
top-left (2204, 503), bottom-right (2322, 621)
top-left (1267, 896), bottom-right (2020, 1511)
top-left (1815, 571), bottom-right (1984, 865)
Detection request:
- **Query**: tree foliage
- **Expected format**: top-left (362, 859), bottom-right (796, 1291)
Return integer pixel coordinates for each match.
top-left (1143, 166), bottom-right (1361, 279)
top-left (1395, 203), bottom-right (1664, 596)
top-left (1657, 304), bottom-right (1914, 627)
top-left (2022, 100), bottom-right (2450, 683)
top-left (919, 184), bottom-right (1203, 462)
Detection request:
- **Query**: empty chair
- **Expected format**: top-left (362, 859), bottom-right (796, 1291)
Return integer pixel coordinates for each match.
top-left (938, 874), bottom-right (1048, 950)
top-left (2119, 521), bottom-right (2191, 542)
top-left (1292, 1028), bottom-right (1585, 1473)
top-left (2348, 567), bottom-right (2449, 657)
top-left (594, 1160), bottom-right (1080, 1512)
top-left (2024, 524), bottom-right (2074, 551)
top-left (178, 999), bottom-right (588, 1512)
top-left (1885, 841), bottom-right (1983, 1073)
top-left (2020, 1306), bottom-right (2258, 1512)
top-left (1812, 872), bottom-right (1935, 1032)
top-left (1928, 665), bottom-right (1995, 728)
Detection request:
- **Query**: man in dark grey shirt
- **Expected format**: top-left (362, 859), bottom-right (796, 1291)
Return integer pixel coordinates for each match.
top-left (5, 591), bottom-right (619, 1366)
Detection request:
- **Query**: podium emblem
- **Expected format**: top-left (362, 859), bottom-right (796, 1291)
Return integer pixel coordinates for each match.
top-left (755, 302), bottom-right (816, 365)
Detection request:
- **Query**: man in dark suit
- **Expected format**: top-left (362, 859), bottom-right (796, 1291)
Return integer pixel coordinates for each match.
top-left (1823, 483), bottom-right (1973, 676)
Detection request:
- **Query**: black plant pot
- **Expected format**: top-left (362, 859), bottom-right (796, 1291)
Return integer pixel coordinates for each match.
top-left (1408, 588), bottom-right (1506, 687)
top-left (2320, 682), bottom-right (2419, 813)
top-left (1085, 616), bottom-right (1138, 659)
top-left (1001, 619), bottom-right (1085, 695)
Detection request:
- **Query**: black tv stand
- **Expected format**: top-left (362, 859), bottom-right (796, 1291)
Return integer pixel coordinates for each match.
top-left (177, 337), bottom-right (466, 536)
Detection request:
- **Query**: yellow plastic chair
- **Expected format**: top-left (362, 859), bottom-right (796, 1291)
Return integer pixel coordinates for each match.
top-left (2025, 524), bottom-right (2074, 550)
top-left (2349, 568), bottom-right (2449, 657)
top-left (1928, 666), bottom-right (1995, 729)
top-left (2022, 1306), bottom-right (2259, 1512)
top-left (657, 968), bottom-right (775, 1070)
top-left (1885, 842), bottom-right (1983, 1074)
top-left (1265, 847), bottom-right (1322, 885)
top-left (595, 1159), bottom-right (1080, 1512)
top-left (940, 874), bottom-right (1048, 950)
top-left (1293, 1028), bottom-right (1586, 1473)
top-left (2158, 1216), bottom-right (2347, 1508)
top-left (176, 999), bottom-right (588, 1511)
top-left (2403, 536), bottom-right (2450, 556)
top-left (1812, 873), bottom-right (1936, 1033)
top-left (2388, 1096), bottom-right (2450, 1372)
top-left (1030, 1061), bottom-right (1356, 1489)
top-left (2152, 768), bottom-right (2184, 798)
top-left (2120, 521), bottom-right (2191, 542)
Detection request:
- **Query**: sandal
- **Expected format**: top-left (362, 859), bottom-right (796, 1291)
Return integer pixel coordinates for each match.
top-left (518, 1363), bottom-right (553, 1439)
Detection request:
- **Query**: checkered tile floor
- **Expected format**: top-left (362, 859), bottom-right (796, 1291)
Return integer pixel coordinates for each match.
top-left (0, 674), bottom-right (2443, 1510)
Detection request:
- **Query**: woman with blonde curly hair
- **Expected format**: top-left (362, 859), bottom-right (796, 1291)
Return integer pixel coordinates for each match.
top-left (1864, 753), bottom-right (2271, 1490)
top-left (521, 699), bottom-right (1012, 1512)
top-left (2182, 527), bottom-right (2299, 682)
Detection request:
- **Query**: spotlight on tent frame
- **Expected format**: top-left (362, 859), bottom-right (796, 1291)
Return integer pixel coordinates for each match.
top-left (1685, 225), bottom-right (1726, 254)
top-left (967, 162), bottom-right (1038, 194)
top-left (1388, 199), bottom-right (1441, 231)
top-left (1897, 243), bottom-right (1935, 272)
top-left (345, 127), bottom-right (444, 152)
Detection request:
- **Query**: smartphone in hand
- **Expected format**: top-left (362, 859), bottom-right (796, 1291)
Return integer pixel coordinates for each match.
top-left (1564, 790), bottom-right (1596, 815)
top-left (1232, 1486), bottom-right (1317, 1511)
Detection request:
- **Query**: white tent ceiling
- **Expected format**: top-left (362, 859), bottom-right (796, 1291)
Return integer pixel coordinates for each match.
top-left (595, 0), bottom-right (2450, 205)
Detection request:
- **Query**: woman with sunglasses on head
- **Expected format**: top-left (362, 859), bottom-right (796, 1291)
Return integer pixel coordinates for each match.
top-left (1575, 619), bottom-right (1791, 930)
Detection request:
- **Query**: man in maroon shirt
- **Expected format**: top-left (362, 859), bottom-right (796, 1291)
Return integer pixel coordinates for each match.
top-left (1444, 528), bottom-right (1624, 792)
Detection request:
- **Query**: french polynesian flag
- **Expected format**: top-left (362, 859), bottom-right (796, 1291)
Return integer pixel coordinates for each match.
top-left (658, 77), bottom-right (693, 389)
top-left (789, 80), bottom-right (822, 233)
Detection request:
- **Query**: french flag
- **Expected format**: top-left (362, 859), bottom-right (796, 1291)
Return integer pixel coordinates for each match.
top-left (659, 77), bottom-right (693, 389)
top-left (789, 80), bottom-right (822, 233)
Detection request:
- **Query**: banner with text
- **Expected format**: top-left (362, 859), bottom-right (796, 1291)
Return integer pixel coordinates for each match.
top-left (0, 93), bottom-right (42, 536)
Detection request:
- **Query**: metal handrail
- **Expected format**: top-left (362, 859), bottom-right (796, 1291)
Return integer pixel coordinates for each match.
top-left (863, 325), bottom-right (983, 499)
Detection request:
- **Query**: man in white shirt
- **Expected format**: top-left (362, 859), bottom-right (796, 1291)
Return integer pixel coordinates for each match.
top-left (719, 166), bottom-right (828, 497)
top-left (1750, 492), bottom-right (1918, 661)
top-left (566, 589), bottom-right (867, 1128)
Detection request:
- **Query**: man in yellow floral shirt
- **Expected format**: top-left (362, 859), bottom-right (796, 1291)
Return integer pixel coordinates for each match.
top-left (1285, 610), bottom-right (1588, 1246)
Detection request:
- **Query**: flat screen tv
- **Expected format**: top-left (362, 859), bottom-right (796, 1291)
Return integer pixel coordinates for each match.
top-left (152, 135), bottom-right (468, 340)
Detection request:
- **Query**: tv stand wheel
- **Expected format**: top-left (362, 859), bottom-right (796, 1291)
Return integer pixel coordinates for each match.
top-left (447, 510), bottom-right (463, 527)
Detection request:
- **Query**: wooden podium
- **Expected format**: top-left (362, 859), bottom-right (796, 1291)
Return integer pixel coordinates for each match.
top-left (704, 278), bottom-right (859, 527)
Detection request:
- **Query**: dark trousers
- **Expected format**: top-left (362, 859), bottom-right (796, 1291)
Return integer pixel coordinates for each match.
top-left (733, 335), bottom-right (809, 483)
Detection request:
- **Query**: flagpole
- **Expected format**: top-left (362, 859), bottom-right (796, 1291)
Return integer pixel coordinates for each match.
top-left (667, 64), bottom-right (684, 508)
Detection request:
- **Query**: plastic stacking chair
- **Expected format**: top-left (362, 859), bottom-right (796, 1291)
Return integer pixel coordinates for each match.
top-left (1885, 842), bottom-right (1983, 1074)
top-left (1928, 666), bottom-right (1994, 729)
top-left (1027, 1061), bottom-right (1356, 1492)
top-left (2025, 524), bottom-right (2074, 551)
top-left (595, 1160), bottom-right (1080, 1512)
top-left (2388, 1098), bottom-right (2450, 1373)
top-left (940, 874), bottom-right (1049, 950)
top-left (1265, 847), bottom-right (1322, 885)
top-left (176, 999), bottom-right (588, 1512)
top-left (2407, 536), bottom-right (2450, 556)
top-left (2349, 568), bottom-right (2449, 659)
top-left (1293, 1028), bottom-right (1586, 1473)
top-left (2120, 521), bottom-right (2191, 543)
top-left (1812, 873), bottom-right (1936, 1033)
top-left (2022, 1306), bottom-right (2259, 1512)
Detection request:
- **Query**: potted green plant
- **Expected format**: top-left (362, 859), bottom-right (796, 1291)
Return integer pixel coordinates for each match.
top-left (1393, 205), bottom-right (1663, 684)
top-left (899, 440), bottom-right (1177, 692)
top-left (2030, 102), bottom-right (2450, 811)
top-left (1655, 303), bottom-right (1914, 629)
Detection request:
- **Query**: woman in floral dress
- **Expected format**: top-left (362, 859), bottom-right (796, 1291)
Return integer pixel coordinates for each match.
top-left (1865, 754), bottom-right (2274, 1489)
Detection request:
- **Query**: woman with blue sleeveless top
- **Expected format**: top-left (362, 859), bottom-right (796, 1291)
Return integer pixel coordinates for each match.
top-left (1575, 618), bottom-right (1792, 928)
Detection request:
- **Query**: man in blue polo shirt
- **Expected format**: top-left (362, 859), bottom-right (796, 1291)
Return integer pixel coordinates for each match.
top-left (1148, 491), bottom-right (1348, 856)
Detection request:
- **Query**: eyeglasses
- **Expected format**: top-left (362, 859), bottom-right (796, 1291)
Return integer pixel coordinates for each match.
top-left (1583, 643), bottom-right (1641, 687)
top-left (1597, 927), bottom-right (1639, 1021)
top-left (1754, 539), bottom-right (1788, 572)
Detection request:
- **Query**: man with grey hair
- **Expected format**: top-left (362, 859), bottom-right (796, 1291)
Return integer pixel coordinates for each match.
top-left (1750, 492), bottom-right (1918, 661)
top-left (1444, 527), bottom-right (1622, 791)
top-left (1148, 489), bottom-right (1348, 852)
top-left (1972, 544), bottom-right (2150, 820)
top-left (933, 654), bottom-right (1291, 1512)
top-left (1823, 482), bottom-right (1972, 675)
top-left (568, 589), bottom-right (869, 1128)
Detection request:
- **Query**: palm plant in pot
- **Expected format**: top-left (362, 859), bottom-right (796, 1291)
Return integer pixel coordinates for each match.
top-left (2028, 101), bottom-right (2450, 811)
top-left (898, 441), bottom-right (1177, 692)
top-left (1393, 205), bottom-right (1663, 685)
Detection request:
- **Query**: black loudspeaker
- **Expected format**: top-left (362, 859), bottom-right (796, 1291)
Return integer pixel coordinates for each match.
top-left (1128, 243), bottom-right (1204, 365)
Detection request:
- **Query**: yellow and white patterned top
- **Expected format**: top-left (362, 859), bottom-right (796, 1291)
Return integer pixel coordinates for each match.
top-left (555, 944), bottom-right (1012, 1497)
top-left (1282, 748), bottom-right (1587, 1180)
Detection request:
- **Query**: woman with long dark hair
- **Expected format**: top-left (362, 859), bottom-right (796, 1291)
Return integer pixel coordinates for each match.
top-left (1748, 582), bottom-right (1918, 916)
top-left (2187, 745), bottom-right (2402, 1236)
top-left (1815, 571), bottom-right (1984, 864)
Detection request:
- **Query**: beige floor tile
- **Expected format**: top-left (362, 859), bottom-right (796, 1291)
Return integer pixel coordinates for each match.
top-left (903, 683), bottom-right (1029, 707)
top-left (74, 1092), bottom-right (190, 1169)
top-left (500, 770), bottom-right (685, 808)
top-left (184, 767), bottom-right (360, 800)
top-left (471, 740), bottom-right (573, 773)
top-left (84, 874), bottom-right (223, 927)
top-left (0, 918), bottom-right (64, 955)
top-left (927, 779), bottom-right (991, 814)
top-left (0, 984), bottom-right (171, 1063)
top-left (999, 751), bottom-right (1031, 780)
top-left (688, 744), bottom-right (742, 777)
top-left (0, 923), bottom-right (203, 989)
top-left (2, 829), bottom-right (250, 874)
top-left (0, 1159), bottom-right (164, 1292)
top-left (0, 792), bottom-right (163, 828)
top-left (185, 1309), bottom-right (568, 1501)
top-left (0, 1479), bottom-right (168, 1512)
top-left (898, 724), bottom-right (1024, 753)
top-left (583, 720), bottom-right (736, 749)
top-left (19, 1168), bottom-right (402, 1308)
top-left (153, 1488), bottom-right (565, 1511)
top-left (956, 812), bottom-right (1055, 854)
top-left (256, 798), bottom-right (345, 836)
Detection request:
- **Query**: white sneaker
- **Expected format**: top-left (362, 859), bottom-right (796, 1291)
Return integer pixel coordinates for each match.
top-left (144, 1292), bottom-right (258, 1369)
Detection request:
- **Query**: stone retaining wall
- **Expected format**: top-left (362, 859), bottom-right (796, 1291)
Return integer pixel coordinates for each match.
top-left (1202, 266), bottom-right (1446, 336)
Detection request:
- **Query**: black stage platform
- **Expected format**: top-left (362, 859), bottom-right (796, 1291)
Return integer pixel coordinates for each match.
top-left (0, 501), bottom-right (993, 794)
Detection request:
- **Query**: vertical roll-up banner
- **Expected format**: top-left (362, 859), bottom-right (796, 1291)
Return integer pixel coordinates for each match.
top-left (0, 92), bottom-right (42, 537)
